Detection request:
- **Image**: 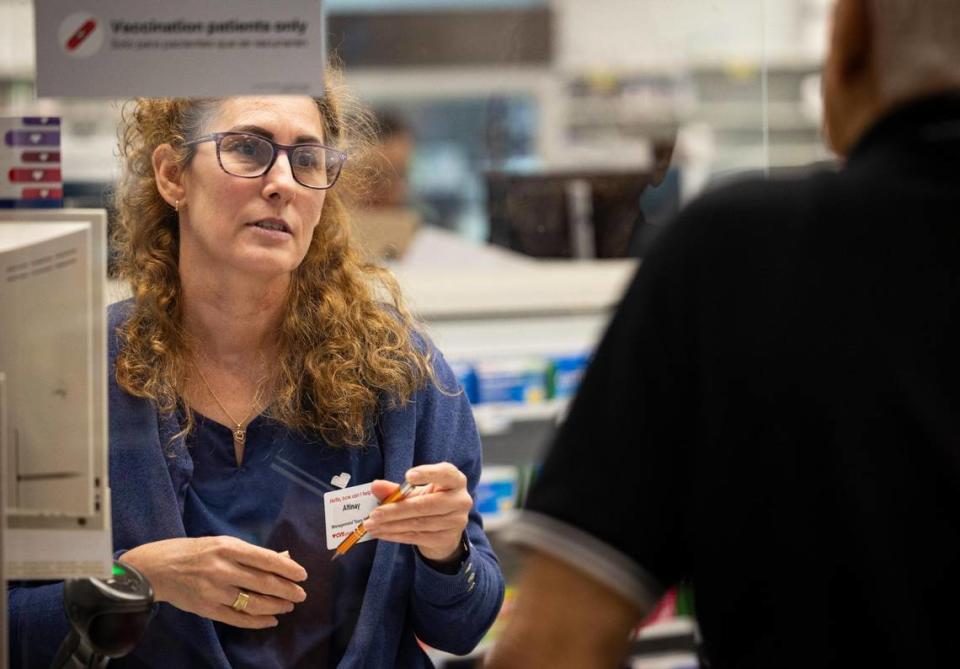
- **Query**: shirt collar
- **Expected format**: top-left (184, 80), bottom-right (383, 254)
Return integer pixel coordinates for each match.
top-left (848, 89), bottom-right (960, 164)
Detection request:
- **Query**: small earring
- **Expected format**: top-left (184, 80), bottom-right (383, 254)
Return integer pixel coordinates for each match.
top-left (174, 199), bottom-right (179, 212)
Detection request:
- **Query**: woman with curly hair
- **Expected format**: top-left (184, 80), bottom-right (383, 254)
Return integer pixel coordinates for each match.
top-left (8, 72), bottom-right (504, 668)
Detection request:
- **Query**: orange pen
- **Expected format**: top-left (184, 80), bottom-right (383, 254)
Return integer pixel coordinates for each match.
top-left (331, 480), bottom-right (416, 561)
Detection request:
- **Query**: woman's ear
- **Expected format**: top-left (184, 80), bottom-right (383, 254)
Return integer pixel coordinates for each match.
top-left (153, 143), bottom-right (185, 210)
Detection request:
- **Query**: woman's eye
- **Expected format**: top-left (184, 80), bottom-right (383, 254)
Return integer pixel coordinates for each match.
top-left (235, 141), bottom-right (258, 156)
top-left (223, 138), bottom-right (261, 157)
top-left (295, 151), bottom-right (320, 168)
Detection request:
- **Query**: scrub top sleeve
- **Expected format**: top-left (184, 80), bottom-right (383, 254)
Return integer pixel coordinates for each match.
top-left (519, 215), bottom-right (701, 605)
top-left (7, 581), bottom-right (71, 668)
top-left (408, 349), bottom-right (506, 655)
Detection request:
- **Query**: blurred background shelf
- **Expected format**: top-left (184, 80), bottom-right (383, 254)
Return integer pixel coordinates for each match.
top-left (472, 398), bottom-right (568, 436)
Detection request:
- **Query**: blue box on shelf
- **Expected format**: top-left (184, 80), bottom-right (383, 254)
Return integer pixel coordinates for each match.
top-left (448, 360), bottom-right (479, 404)
top-left (549, 352), bottom-right (591, 399)
top-left (476, 465), bottom-right (520, 520)
top-left (475, 358), bottom-right (548, 404)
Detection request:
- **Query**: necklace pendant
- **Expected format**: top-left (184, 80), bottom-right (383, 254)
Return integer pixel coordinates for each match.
top-left (233, 426), bottom-right (246, 447)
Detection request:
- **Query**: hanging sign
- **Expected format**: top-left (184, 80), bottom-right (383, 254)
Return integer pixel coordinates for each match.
top-left (34, 0), bottom-right (326, 98)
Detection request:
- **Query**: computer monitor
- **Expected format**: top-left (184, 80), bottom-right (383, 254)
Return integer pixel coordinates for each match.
top-left (0, 209), bottom-right (111, 584)
top-left (486, 167), bottom-right (655, 259)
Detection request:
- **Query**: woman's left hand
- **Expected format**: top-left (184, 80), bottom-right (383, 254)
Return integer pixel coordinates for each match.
top-left (366, 463), bottom-right (472, 563)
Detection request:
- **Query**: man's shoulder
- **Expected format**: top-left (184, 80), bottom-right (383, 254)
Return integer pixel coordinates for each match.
top-left (681, 167), bottom-right (840, 237)
top-left (636, 168), bottom-right (843, 273)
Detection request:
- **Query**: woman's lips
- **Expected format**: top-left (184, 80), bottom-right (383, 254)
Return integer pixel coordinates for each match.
top-left (249, 218), bottom-right (291, 234)
top-left (247, 219), bottom-right (294, 242)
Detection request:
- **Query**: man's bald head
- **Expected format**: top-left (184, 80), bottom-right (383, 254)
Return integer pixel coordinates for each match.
top-left (871, 0), bottom-right (960, 100)
top-left (823, 0), bottom-right (960, 156)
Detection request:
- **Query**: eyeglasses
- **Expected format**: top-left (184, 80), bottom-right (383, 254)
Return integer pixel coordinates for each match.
top-left (184, 131), bottom-right (348, 190)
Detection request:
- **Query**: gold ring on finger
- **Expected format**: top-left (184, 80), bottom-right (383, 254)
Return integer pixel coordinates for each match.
top-left (231, 590), bottom-right (251, 613)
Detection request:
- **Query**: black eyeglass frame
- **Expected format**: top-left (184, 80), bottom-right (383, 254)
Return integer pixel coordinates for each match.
top-left (184, 131), bottom-right (349, 191)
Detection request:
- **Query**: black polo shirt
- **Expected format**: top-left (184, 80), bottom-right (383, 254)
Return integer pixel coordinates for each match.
top-left (505, 92), bottom-right (960, 669)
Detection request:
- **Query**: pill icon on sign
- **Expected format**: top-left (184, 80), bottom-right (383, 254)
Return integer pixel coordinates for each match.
top-left (66, 19), bottom-right (97, 51)
top-left (58, 13), bottom-right (105, 58)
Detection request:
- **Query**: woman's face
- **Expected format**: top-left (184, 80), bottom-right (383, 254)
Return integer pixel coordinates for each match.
top-left (178, 96), bottom-right (328, 279)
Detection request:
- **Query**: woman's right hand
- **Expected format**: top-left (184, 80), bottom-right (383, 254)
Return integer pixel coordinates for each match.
top-left (119, 536), bottom-right (308, 629)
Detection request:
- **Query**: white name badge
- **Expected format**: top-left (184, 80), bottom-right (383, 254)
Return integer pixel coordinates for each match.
top-left (324, 482), bottom-right (379, 551)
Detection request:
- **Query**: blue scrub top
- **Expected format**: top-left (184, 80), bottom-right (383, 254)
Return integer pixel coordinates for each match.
top-left (179, 408), bottom-right (383, 669)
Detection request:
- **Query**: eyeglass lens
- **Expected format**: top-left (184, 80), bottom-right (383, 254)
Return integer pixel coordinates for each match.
top-left (218, 134), bottom-right (339, 189)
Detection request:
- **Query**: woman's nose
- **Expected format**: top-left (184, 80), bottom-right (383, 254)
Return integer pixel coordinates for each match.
top-left (262, 150), bottom-right (299, 200)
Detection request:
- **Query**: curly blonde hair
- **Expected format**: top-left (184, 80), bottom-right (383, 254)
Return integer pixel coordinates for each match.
top-left (111, 68), bottom-right (435, 447)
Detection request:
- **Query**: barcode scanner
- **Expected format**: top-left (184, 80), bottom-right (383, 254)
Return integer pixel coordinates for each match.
top-left (49, 560), bottom-right (154, 669)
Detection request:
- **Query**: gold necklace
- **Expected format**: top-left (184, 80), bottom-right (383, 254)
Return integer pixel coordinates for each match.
top-left (192, 360), bottom-right (263, 449)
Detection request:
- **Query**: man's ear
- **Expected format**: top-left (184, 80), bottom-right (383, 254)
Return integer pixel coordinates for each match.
top-left (832, 0), bottom-right (874, 86)
top-left (822, 0), bottom-right (880, 156)
top-left (153, 143), bottom-right (185, 209)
